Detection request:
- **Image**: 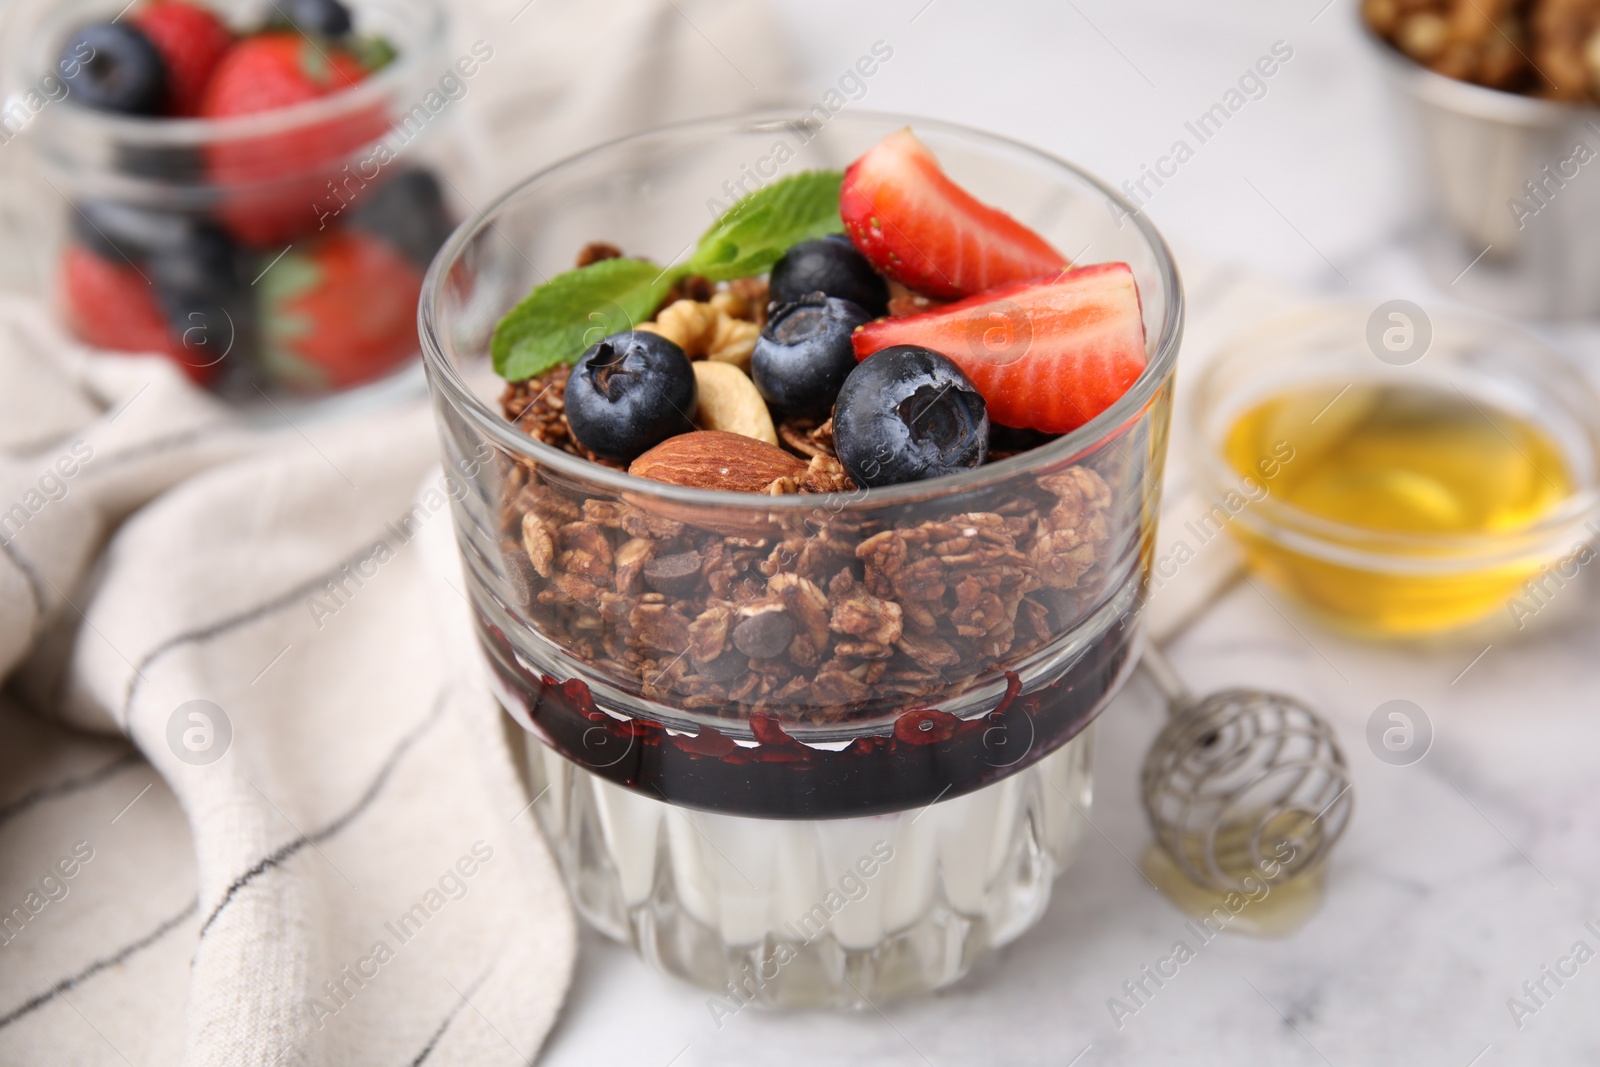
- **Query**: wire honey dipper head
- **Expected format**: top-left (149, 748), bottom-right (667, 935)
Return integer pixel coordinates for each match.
top-left (1139, 650), bottom-right (1354, 894)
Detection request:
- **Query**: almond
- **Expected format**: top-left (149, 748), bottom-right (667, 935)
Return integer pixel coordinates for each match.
top-left (629, 431), bottom-right (806, 493)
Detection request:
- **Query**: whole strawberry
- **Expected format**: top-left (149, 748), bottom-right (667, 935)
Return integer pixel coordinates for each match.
top-left (258, 230), bottom-right (422, 391)
top-left (199, 31), bottom-right (367, 117)
top-left (201, 33), bottom-right (383, 245)
top-left (133, 0), bottom-right (234, 116)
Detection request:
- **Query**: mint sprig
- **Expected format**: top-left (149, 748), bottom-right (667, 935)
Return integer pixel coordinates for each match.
top-left (491, 258), bottom-right (679, 382)
top-left (686, 170), bottom-right (844, 280)
top-left (490, 170), bottom-right (844, 381)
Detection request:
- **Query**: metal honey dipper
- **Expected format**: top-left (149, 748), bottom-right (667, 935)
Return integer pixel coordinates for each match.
top-left (1138, 643), bottom-right (1354, 894)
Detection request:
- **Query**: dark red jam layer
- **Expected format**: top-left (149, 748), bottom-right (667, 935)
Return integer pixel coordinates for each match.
top-left (481, 609), bottom-right (1135, 819)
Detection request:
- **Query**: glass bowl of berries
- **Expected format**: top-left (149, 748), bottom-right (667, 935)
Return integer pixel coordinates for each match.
top-left (422, 113), bottom-right (1183, 1007)
top-left (2, 0), bottom-right (466, 402)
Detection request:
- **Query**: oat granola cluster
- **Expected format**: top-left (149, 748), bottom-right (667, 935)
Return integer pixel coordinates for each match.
top-left (1365, 0), bottom-right (1600, 102)
top-left (495, 453), bottom-right (1114, 722)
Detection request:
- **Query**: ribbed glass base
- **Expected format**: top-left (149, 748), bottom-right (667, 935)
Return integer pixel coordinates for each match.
top-left (517, 727), bottom-right (1093, 1009)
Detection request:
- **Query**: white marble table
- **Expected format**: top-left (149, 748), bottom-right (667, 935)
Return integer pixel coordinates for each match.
top-left (541, 2), bottom-right (1600, 1064)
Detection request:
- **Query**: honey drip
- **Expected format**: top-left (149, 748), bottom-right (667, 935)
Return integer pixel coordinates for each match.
top-left (1141, 816), bottom-right (1328, 938)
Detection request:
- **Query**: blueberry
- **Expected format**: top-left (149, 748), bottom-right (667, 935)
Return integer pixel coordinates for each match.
top-left (149, 226), bottom-right (253, 370)
top-left (275, 0), bottom-right (354, 36)
top-left (832, 345), bottom-right (989, 487)
top-left (750, 293), bottom-right (871, 419)
top-left (349, 169), bottom-right (455, 269)
top-left (565, 331), bottom-right (698, 460)
top-left (769, 234), bottom-right (889, 317)
top-left (60, 24), bottom-right (167, 116)
top-left (71, 201), bottom-right (199, 261)
top-left (114, 144), bottom-right (204, 182)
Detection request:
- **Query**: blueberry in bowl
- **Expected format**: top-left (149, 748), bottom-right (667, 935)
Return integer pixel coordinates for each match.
top-left (147, 224), bottom-right (253, 370)
top-left (832, 344), bottom-right (990, 487)
top-left (750, 293), bottom-right (871, 419)
top-left (564, 331), bottom-right (699, 460)
top-left (59, 23), bottom-right (167, 115)
top-left (272, 0), bottom-right (355, 37)
top-left (349, 169), bottom-right (455, 270)
top-left (769, 233), bottom-right (889, 317)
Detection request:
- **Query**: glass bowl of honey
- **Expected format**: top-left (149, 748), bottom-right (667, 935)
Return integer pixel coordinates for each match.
top-left (1188, 304), bottom-right (1600, 637)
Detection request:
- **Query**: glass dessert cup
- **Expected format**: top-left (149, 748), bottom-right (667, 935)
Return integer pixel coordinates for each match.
top-left (1, 0), bottom-right (463, 408)
top-left (421, 113), bottom-right (1183, 1007)
top-left (1189, 305), bottom-right (1600, 638)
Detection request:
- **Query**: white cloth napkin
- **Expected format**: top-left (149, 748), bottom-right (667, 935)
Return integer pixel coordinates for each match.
top-left (0, 299), bottom-right (574, 1067)
top-left (0, 1), bottom-right (791, 1064)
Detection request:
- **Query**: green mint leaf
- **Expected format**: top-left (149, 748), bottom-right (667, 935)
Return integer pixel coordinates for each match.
top-left (686, 170), bottom-right (844, 281)
top-left (491, 257), bottom-right (684, 381)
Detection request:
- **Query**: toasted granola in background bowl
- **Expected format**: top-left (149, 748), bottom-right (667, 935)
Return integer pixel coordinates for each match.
top-left (1361, 0), bottom-right (1600, 316)
top-left (420, 112), bottom-right (1182, 1007)
top-left (1364, 0), bottom-right (1600, 102)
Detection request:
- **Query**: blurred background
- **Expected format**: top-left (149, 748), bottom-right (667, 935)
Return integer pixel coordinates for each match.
top-left (0, 0), bottom-right (1518, 308)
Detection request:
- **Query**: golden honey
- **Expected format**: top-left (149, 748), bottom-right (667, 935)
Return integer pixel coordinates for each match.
top-left (1221, 382), bottom-right (1574, 635)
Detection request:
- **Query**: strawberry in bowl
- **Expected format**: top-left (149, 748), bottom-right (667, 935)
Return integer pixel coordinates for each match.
top-left (852, 263), bottom-right (1147, 434)
top-left (841, 127), bottom-right (1070, 299)
top-left (41, 0), bottom-right (455, 399)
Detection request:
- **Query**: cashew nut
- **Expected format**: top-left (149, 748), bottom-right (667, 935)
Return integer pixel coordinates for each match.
top-left (691, 361), bottom-right (777, 445)
top-left (638, 299), bottom-right (760, 371)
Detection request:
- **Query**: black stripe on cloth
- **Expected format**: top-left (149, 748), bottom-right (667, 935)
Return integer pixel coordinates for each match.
top-left (0, 897), bottom-right (198, 1030)
top-left (0, 534), bottom-right (47, 625)
top-left (0, 751), bottom-right (141, 831)
top-left (88, 422), bottom-right (237, 475)
top-left (196, 691), bottom-right (449, 940)
top-left (3, 427), bottom-right (78, 461)
top-left (122, 521), bottom-right (416, 723)
top-left (408, 956), bottom-right (500, 1067)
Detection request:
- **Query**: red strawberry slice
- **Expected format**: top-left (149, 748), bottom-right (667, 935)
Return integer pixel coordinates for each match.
top-left (841, 128), bottom-right (1069, 300)
top-left (851, 263), bottom-right (1146, 434)
top-left (133, 1), bottom-right (234, 116)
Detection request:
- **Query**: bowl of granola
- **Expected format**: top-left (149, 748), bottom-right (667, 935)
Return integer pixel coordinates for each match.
top-left (420, 113), bottom-right (1182, 1007)
top-left (1363, 0), bottom-right (1600, 316)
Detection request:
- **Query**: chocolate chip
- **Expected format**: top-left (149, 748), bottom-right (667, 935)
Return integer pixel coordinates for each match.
top-left (695, 650), bottom-right (749, 682)
top-left (732, 609), bottom-right (795, 660)
top-left (643, 552), bottom-right (703, 595)
top-left (502, 543), bottom-right (537, 607)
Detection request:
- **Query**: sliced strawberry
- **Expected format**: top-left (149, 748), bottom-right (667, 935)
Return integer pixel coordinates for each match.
top-left (841, 128), bottom-right (1068, 300)
top-left (851, 263), bottom-right (1146, 434)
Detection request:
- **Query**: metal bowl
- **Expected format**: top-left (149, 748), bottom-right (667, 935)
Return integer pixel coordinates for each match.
top-left (1366, 26), bottom-right (1600, 318)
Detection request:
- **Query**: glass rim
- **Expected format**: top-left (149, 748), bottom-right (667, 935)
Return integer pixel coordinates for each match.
top-left (1186, 301), bottom-right (1600, 566)
top-left (17, 0), bottom-right (446, 149)
top-left (418, 108), bottom-right (1185, 511)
